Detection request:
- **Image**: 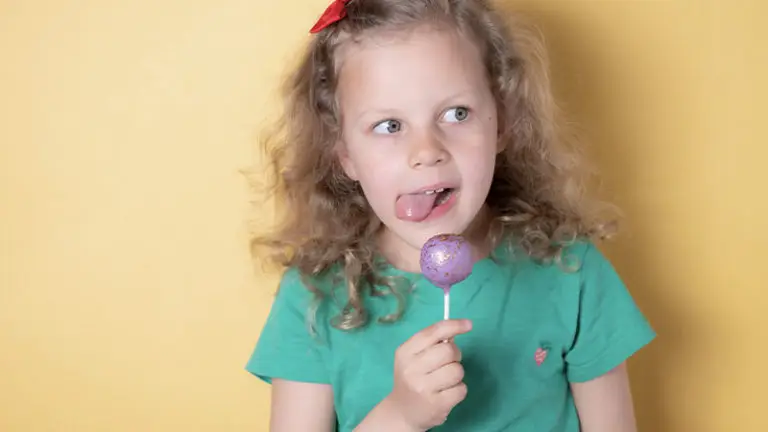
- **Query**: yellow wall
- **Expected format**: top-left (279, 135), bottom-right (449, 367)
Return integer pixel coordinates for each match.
top-left (1, 0), bottom-right (765, 430)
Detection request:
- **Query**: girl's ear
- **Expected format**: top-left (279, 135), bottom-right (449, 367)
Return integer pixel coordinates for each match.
top-left (495, 114), bottom-right (507, 154)
top-left (496, 135), bottom-right (507, 154)
top-left (336, 140), bottom-right (359, 181)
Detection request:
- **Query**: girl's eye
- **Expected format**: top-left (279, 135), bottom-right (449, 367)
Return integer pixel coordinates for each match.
top-left (372, 119), bottom-right (402, 134)
top-left (442, 107), bottom-right (470, 123)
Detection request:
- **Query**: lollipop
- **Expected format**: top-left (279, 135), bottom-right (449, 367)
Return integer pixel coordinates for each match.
top-left (420, 234), bottom-right (474, 320)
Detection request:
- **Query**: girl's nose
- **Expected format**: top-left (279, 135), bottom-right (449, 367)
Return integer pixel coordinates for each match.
top-left (408, 132), bottom-right (450, 168)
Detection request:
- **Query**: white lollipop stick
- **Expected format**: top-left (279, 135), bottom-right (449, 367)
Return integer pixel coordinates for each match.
top-left (443, 291), bottom-right (450, 320)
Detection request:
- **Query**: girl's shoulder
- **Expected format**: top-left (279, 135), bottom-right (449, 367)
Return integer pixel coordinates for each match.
top-left (277, 265), bottom-right (344, 294)
top-left (499, 239), bottom-right (631, 305)
top-left (560, 240), bottom-right (623, 284)
top-left (272, 265), bottom-right (350, 318)
top-left (562, 240), bottom-right (609, 273)
top-left (499, 238), bottom-right (609, 277)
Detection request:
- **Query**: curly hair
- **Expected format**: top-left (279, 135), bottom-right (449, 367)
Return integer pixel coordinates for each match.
top-left (249, 0), bottom-right (616, 331)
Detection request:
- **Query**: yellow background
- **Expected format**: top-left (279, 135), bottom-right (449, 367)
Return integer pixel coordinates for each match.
top-left (2, 0), bottom-right (765, 430)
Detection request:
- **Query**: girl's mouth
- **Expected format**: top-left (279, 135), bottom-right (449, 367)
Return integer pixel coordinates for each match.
top-left (430, 188), bottom-right (454, 206)
top-left (395, 187), bottom-right (458, 222)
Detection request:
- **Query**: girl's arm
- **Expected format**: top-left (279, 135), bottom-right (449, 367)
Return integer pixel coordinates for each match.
top-left (571, 362), bottom-right (637, 432)
top-left (270, 379), bottom-right (336, 432)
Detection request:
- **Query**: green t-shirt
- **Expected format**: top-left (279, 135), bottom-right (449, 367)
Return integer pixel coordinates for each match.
top-left (246, 242), bottom-right (655, 431)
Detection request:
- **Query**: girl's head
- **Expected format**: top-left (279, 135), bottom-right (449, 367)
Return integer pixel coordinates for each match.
top-left (336, 10), bottom-right (501, 270)
top-left (253, 0), bottom-right (613, 328)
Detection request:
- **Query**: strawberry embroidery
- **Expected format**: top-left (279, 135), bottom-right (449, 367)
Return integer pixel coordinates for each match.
top-left (534, 347), bottom-right (548, 366)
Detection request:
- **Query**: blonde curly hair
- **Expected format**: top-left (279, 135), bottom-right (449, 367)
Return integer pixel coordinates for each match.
top-left (249, 0), bottom-right (615, 330)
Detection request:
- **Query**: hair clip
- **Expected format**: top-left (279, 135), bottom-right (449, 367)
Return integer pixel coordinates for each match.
top-left (310, 0), bottom-right (351, 34)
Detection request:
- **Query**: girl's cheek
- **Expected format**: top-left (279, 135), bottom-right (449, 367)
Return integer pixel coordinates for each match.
top-left (446, 128), bottom-right (486, 149)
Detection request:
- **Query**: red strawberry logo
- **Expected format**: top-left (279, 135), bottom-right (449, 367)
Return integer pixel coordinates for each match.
top-left (534, 347), bottom-right (548, 366)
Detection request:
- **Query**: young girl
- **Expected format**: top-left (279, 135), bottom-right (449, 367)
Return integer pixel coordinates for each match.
top-left (247, 0), bottom-right (655, 430)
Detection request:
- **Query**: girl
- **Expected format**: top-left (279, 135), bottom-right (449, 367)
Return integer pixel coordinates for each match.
top-left (247, 0), bottom-right (655, 431)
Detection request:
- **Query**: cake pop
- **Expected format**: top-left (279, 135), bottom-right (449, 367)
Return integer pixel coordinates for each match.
top-left (419, 234), bottom-right (474, 320)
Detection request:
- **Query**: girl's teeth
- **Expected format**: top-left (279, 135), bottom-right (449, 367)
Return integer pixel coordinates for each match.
top-left (423, 188), bottom-right (445, 195)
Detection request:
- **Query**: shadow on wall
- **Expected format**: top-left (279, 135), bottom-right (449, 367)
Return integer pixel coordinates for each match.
top-left (497, 2), bottom-right (702, 431)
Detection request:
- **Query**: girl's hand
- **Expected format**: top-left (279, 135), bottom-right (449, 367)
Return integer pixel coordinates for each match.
top-left (386, 319), bottom-right (472, 430)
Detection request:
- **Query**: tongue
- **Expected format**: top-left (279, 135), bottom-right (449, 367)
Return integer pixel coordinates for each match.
top-left (395, 193), bottom-right (437, 221)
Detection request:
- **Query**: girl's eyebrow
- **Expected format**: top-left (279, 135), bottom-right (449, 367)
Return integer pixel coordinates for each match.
top-left (436, 89), bottom-right (479, 105)
top-left (354, 108), bottom-right (402, 124)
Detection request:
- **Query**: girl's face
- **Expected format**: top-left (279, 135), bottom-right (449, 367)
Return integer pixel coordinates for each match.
top-left (336, 26), bottom-right (500, 270)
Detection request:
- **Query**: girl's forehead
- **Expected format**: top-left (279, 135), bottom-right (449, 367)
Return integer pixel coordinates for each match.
top-left (334, 24), bottom-right (482, 73)
top-left (334, 26), bottom-right (492, 120)
top-left (336, 26), bottom-right (484, 81)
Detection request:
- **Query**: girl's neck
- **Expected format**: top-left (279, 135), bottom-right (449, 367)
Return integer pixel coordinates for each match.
top-left (377, 206), bottom-right (494, 273)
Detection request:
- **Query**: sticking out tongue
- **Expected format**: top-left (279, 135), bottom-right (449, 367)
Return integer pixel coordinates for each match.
top-left (395, 193), bottom-right (437, 221)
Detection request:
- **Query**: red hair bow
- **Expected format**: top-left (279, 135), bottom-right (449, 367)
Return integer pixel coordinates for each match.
top-left (310, 0), bottom-right (351, 34)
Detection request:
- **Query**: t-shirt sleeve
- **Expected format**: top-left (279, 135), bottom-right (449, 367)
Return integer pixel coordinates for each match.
top-left (564, 243), bottom-right (656, 383)
top-left (245, 268), bottom-right (331, 384)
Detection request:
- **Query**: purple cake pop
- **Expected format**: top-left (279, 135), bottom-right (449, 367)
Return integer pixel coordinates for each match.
top-left (419, 234), bottom-right (474, 294)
